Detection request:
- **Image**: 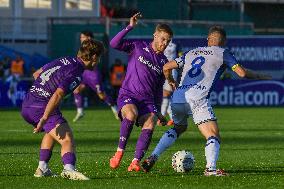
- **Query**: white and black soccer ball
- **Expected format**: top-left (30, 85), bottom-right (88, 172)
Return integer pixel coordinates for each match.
top-left (172, 150), bottom-right (195, 173)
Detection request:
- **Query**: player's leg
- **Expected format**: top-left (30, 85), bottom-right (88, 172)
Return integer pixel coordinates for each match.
top-left (128, 113), bottom-right (156, 172)
top-left (166, 95), bottom-right (174, 126)
top-left (161, 90), bottom-right (170, 117)
top-left (21, 103), bottom-right (57, 177)
top-left (73, 84), bottom-right (86, 122)
top-left (160, 81), bottom-right (174, 126)
top-left (142, 103), bottom-right (189, 172)
top-left (97, 90), bottom-right (119, 120)
top-left (48, 122), bottom-right (89, 180)
top-left (198, 120), bottom-right (220, 170)
top-left (110, 103), bottom-right (138, 169)
top-left (34, 134), bottom-right (55, 177)
top-left (192, 99), bottom-right (227, 176)
top-left (198, 121), bottom-right (227, 176)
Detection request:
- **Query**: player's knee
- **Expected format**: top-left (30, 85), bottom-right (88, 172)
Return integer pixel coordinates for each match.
top-left (60, 133), bottom-right (74, 146)
top-left (173, 124), bottom-right (187, 137)
top-left (142, 119), bottom-right (156, 130)
top-left (124, 111), bottom-right (137, 121)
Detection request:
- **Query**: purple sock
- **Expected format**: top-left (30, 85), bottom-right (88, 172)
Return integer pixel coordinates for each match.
top-left (118, 118), bottom-right (134, 150)
top-left (134, 129), bottom-right (153, 160)
top-left (74, 93), bottom-right (83, 108)
top-left (62, 152), bottom-right (76, 165)
top-left (40, 149), bottom-right (52, 162)
top-left (104, 95), bottom-right (115, 106)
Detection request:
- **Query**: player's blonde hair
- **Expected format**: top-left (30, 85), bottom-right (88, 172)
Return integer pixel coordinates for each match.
top-left (77, 39), bottom-right (105, 62)
top-left (155, 24), bottom-right (173, 37)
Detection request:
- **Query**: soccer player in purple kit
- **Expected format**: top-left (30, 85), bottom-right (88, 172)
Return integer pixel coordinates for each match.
top-left (73, 30), bottom-right (118, 122)
top-left (21, 39), bottom-right (104, 180)
top-left (109, 13), bottom-right (172, 172)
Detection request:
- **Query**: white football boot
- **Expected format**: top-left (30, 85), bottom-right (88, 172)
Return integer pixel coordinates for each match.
top-left (61, 169), bottom-right (90, 180)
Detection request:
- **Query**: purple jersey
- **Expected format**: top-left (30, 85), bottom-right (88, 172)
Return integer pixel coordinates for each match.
top-left (26, 56), bottom-right (85, 106)
top-left (81, 66), bottom-right (103, 93)
top-left (110, 25), bottom-right (167, 108)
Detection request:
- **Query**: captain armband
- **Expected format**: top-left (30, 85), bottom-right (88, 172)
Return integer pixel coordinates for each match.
top-left (231, 64), bottom-right (240, 71)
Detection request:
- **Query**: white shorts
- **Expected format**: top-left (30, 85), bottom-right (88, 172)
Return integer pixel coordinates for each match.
top-left (171, 98), bottom-right (216, 126)
top-left (163, 80), bottom-right (173, 92)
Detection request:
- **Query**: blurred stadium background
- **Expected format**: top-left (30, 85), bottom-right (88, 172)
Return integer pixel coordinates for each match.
top-left (0, 0), bottom-right (283, 108)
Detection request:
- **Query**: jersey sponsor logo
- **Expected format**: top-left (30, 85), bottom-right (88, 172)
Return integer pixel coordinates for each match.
top-left (30, 85), bottom-right (51, 98)
top-left (177, 83), bottom-right (206, 91)
top-left (138, 56), bottom-right (162, 74)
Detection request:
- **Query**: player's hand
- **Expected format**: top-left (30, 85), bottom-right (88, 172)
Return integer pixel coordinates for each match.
top-left (129, 12), bottom-right (142, 27)
top-left (33, 117), bottom-right (46, 133)
top-left (168, 79), bottom-right (178, 91)
top-left (156, 112), bottom-right (167, 126)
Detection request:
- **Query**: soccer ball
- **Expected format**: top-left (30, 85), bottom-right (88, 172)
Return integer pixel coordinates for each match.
top-left (172, 150), bottom-right (195, 173)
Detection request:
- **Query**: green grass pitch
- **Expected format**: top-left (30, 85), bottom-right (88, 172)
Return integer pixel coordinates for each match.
top-left (0, 107), bottom-right (283, 188)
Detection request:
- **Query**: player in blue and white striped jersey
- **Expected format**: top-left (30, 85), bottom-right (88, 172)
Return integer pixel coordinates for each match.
top-left (142, 26), bottom-right (271, 176)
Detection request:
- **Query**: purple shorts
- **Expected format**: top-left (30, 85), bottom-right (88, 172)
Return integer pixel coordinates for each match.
top-left (21, 93), bottom-right (67, 133)
top-left (82, 70), bottom-right (104, 93)
top-left (117, 93), bottom-right (158, 120)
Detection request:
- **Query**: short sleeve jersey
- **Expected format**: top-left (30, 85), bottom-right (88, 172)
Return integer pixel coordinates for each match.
top-left (172, 46), bottom-right (238, 103)
top-left (29, 56), bottom-right (85, 104)
top-left (116, 40), bottom-right (167, 102)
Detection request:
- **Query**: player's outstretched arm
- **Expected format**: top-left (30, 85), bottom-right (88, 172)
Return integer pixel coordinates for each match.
top-left (233, 64), bottom-right (272, 80)
top-left (109, 12), bottom-right (142, 49)
top-left (33, 88), bottom-right (65, 133)
top-left (163, 60), bottom-right (179, 90)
